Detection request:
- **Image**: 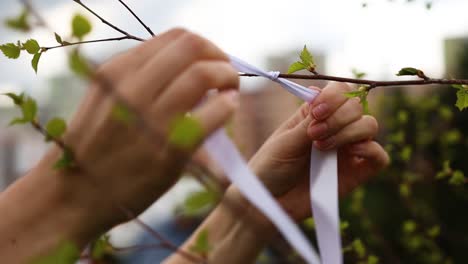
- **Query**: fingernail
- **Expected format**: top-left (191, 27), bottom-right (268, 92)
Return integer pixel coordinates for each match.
top-left (314, 136), bottom-right (336, 150)
top-left (308, 122), bottom-right (328, 139)
top-left (311, 103), bottom-right (329, 120)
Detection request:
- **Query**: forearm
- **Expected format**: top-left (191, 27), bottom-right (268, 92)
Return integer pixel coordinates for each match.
top-left (164, 188), bottom-right (274, 264)
top-left (0, 148), bottom-right (109, 263)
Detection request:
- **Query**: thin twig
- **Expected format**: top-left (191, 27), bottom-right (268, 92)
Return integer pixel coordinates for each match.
top-left (240, 73), bottom-right (468, 89)
top-left (72, 0), bottom-right (144, 42)
top-left (116, 0), bottom-right (155, 37)
top-left (41, 36), bottom-right (134, 51)
top-left (20, 0), bottom-right (50, 28)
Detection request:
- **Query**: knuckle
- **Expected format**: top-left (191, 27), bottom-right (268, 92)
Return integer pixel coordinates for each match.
top-left (350, 99), bottom-right (364, 116)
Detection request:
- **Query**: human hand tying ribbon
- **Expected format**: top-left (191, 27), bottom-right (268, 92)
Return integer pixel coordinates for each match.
top-left (166, 82), bottom-right (389, 264)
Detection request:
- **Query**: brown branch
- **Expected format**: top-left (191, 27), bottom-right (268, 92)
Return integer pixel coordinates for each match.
top-left (20, 0), bottom-right (49, 29)
top-left (116, 0), bottom-right (155, 37)
top-left (72, 0), bottom-right (144, 42)
top-left (240, 73), bottom-right (468, 89)
top-left (41, 36), bottom-right (135, 51)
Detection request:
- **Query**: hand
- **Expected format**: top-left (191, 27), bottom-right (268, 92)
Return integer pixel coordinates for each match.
top-left (227, 82), bottom-right (389, 225)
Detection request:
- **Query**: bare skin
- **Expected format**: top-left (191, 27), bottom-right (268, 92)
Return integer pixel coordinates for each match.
top-left (0, 28), bottom-right (389, 263)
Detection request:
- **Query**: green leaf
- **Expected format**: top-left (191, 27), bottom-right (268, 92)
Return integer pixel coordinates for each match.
top-left (32, 52), bottom-right (42, 74)
top-left (299, 45), bottom-right (316, 71)
top-left (352, 239), bottom-right (366, 258)
top-left (303, 217), bottom-right (315, 230)
top-left (9, 117), bottom-right (28, 126)
top-left (54, 33), bottom-right (63, 44)
top-left (396, 67), bottom-right (421, 76)
top-left (0, 43), bottom-right (21, 59)
top-left (90, 235), bottom-right (112, 259)
top-left (20, 96), bottom-right (37, 122)
top-left (3, 92), bottom-right (25, 105)
top-left (190, 229), bottom-right (211, 255)
top-left (72, 14), bottom-right (92, 39)
top-left (54, 148), bottom-right (75, 170)
top-left (403, 220), bottom-right (417, 233)
top-left (287, 61), bottom-right (306, 74)
top-left (344, 90), bottom-right (364, 98)
top-left (111, 104), bottom-right (135, 124)
top-left (5, 9), bottom-right (30, 32)
top-left (45, 118), bottom-right (67, 140)
top-left (23, 39), bottom-right (40, 54)
top-left (169, 115), bottom-right (204, 149)
top-left (352, 68), bottom-right (367, 79)
top-left (453, 85), bottom-right (468, 111)
top-left (449, 170), bottom-right (465, 186)
top-left (184, 190), bottom-right (218, 215)
top-left (367, 255), bottom-right (379, 264)
top-left (32, 241), bottom-right (80, 264)
top-left (426, 226), bottom-right (440, 238)
top-left (69, 49), bottom-right (92, 77)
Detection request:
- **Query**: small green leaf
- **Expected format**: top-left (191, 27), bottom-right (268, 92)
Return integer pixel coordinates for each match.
top-left (367, 255), bottom-right (379, 264)
top-left (190, 229), bottom-right (211, 255)
top-left (3, 92), bottom-right (25, 105)
top-left (69, 49), bottom-right (92, 77)
top-left (287, 61), bottom-right (306, 74)
top-left (5, 9), bottom-right (30, 32)
top-left (0, 43), bottom-right (21, 59)
top-left (54, 33), bottom-right (63, 44)
top-left (32, 241), bottom-right (80, 264)
top-left (23, 39), bottom-right (40, 54)
top-left (9, 117), bottom-right (28, 126)
top-left (111, 104), bottom-right (135, 124)
top-left (403, 220), bottom-right (417, 233)
top-left (32, 52), bottom-right (42, 74)
top-left (344, 90), bottom-right (364, 98)
top-left (352, 68), bottom-right (367, 79)
top-left (20, 97), bottom-right (38, 122)
top-left (54, 148), bottom-right (75, 170)
top-left (396, 67), bottom-right (421, 76)
top-left (300, 45), bottom-right (316, 71)
top-left (72, 14), bottom-right (92, 39)
top-left (453, 85), bottom-right (468, 111)
top-left (352, 239), bottom-right (366, 258)
top-left (90, 235), bottom-right (112, 259)
top-left (426, 226), bottom-right (440, 238)
top-left (449, 170), bottom-right (465, 186)
top-left (184, 190), bottom-right (218, 215)
top-left (169, 115), bottom-right (204, 149)
top-left (46, 118), bottom-right (67, 140)
top-left (303, 217), bottom-right (315, 230)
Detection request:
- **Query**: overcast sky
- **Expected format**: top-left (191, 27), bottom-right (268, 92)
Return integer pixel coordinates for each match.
top-left (1, 0), bottom-right (468, 107)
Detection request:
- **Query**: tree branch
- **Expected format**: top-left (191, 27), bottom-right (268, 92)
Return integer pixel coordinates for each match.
top-left (41, 36), bottom-right (135, 51)
top-left (72, 0), bottom-right (144, 42)
top-left (116, 0), bottom-right (155, 37)
top-left (240, 73), bottom-right (468, 89)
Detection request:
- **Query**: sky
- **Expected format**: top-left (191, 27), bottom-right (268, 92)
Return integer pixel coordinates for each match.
top-left (1, 0), bottom-right (468, 107)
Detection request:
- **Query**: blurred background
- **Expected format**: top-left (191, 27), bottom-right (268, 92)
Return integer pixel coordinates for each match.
top-left (1, 0), bottom-right (468, 263)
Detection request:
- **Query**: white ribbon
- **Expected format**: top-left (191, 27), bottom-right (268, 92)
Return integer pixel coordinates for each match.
top-left (203, 55), bottom-right (342, 264)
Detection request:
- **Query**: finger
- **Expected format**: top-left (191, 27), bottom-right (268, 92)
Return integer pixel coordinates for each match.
top-left (149, 61), bottom-right (239, 129)
top-left (96, 28), bottom-right (186, 83)
top-left (307, 97), bottom-right (362, 140)
top-left (189, 90), bottom-right (240, 146)
top-left (313, 115), bottom-right (378, 150)
top-left (338, 141), bottom-right (389, 197)
top-left (309, 82), bottom-right (353, 121)
top-left (122, 31), bottom-right (229, 106)
top-left (347, 140), bottom-right (390, 170)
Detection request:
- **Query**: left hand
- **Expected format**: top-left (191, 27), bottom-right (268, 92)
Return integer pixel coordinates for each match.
top-left (227, 82), bottom-right (389, 224)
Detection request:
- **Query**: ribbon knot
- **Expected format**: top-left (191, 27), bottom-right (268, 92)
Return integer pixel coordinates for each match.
top-left (267, 71), bottom-right (281, 81)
